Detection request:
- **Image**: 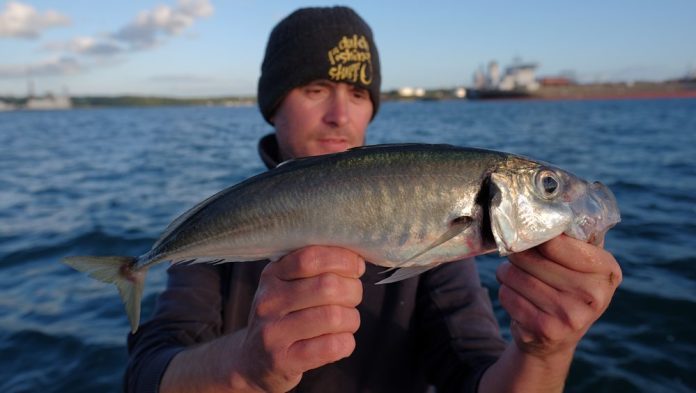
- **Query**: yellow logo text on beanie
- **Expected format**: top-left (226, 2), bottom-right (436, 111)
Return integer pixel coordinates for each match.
top-left (327, 34), bottom-right (373, 86)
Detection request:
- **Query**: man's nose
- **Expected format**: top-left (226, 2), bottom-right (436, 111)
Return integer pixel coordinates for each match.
top-left (323, 91), bottom-right (350, 127)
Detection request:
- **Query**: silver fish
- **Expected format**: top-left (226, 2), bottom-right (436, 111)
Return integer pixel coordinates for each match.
top-left (63, 144), bottom-right (620, 332)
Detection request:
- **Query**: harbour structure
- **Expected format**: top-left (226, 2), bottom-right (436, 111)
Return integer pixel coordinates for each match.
top-left (25, 93), bottom-right (73, 110)
top-left (469, 59), bottom-right (540, 99)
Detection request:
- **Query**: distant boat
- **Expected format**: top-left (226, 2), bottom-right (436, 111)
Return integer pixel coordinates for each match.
top-left (466, 88), bottom-right (533, 100)
top-left (25, 95), bottom-right (72, 110)
top-left (469, 59), bottom-right (539, 100)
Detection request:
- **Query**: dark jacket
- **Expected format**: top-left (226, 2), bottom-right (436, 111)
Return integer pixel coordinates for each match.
top-left (124, 134), bottom-right (506, 393)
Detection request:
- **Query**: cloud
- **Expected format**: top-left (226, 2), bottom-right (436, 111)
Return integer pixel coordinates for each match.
top-left (1, 0), bottom-right (213, 82)
top-left (0, 1), bottom-right (70, 39)
top-left (0, 57), bottom-right (81, 78)
top-left (41, 0), bottom-right (213, 59)
top-left (44, 36), bottom-right (125, 57)
top-left (112, 0), bottom-right (213, 49)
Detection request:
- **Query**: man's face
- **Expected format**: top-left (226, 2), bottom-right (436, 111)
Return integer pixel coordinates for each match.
top-left (271, 80), bottom-right (373, 160)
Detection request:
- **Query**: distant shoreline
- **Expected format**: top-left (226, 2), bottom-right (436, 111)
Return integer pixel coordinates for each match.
top-left (529, 81), bottom-right (696, 101)
top-left (463, 89), bottom-right (696, 103)
top-left (0, 95), bottom-right (256, 111)
top-left (383, 80), bottom-right (696, 103)
top-left (2, 81), bottom-right (695, 110)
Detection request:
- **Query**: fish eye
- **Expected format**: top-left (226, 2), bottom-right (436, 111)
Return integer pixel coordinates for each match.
top-left (535, 170), bottom-right (560, 199)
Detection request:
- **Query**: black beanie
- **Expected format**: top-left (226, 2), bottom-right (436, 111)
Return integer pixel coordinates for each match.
top-left (257, 6), bottom-right (381, 124)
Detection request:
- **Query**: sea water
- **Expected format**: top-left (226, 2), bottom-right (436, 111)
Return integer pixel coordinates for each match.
top-left (1, 98), bottom-right (694, 392)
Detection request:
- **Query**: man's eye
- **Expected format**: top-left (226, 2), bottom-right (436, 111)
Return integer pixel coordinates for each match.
top-left (305, 86), bottom-right (326, 96)
top-left (352, 90), bottom-right (369, 100)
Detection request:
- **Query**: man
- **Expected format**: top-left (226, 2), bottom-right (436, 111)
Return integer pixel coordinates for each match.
top-left (125, 6), bottom-right (622, 393)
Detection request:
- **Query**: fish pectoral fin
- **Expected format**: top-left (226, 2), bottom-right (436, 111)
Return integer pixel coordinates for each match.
top-left (376, 264), bottom-right (441, 284)
top-left (382, 216), bottom-right (473, 274)
top-left (375, 215), bottom-right (472, 283)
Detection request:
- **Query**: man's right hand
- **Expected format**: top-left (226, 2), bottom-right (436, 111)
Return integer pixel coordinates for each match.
top-left (236, 246), bottom-right (365, 391)
top-left (161, 245), bottom-right (365, 393)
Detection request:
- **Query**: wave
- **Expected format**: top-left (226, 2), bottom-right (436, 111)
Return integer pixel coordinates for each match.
top-left (0, 329), bottom-right (126, 393)
top-left (1, 230), bottom-right (155, 269)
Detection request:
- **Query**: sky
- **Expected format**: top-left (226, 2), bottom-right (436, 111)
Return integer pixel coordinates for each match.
top-left (1, 0), bottom-right (694, 97)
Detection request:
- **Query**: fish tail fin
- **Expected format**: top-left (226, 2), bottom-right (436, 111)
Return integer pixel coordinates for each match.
top-left (62, 256), bottom-right (146, 333)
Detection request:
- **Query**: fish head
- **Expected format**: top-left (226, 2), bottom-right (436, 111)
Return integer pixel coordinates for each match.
top-left (488, 159), bottom-right (620, 255)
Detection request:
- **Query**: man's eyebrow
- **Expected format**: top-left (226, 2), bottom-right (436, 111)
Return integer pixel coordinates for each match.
top-left (351, 85), bottom-right (369, 94)
top-left (306, 79), bottom-right (333, 87)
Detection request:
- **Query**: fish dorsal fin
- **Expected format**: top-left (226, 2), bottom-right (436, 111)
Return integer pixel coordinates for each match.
top-left (381, 216), bottom-right (473, 274)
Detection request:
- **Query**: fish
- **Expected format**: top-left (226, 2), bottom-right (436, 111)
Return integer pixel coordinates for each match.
top-left (63, 143), bottom-right (621, 332)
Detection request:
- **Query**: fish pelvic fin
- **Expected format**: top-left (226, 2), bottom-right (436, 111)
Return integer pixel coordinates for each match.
top-left (376, 264), bottom-right (440, 284)
top-left (62, 256), bottom-right (145, 333)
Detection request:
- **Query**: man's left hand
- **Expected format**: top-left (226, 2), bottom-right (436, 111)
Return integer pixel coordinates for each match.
top-left (496, 234), bottom-right (622, 359)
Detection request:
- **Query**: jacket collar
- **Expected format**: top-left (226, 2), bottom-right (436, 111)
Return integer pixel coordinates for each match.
top-left (257, 133), bottom-right (282, 169)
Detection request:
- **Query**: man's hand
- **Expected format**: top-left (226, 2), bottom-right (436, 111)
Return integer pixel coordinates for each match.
top-left (497, 235), bottom-right (621, 358)
top-left (234, 246), bottom-right (365, 392)
top-left (480, 235), bottom-right (622, 392)
top-left (160, 246), bottom-right (365, 393)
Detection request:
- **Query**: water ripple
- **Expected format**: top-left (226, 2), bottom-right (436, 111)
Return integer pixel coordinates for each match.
top-left (2, 100), bottom-right (695, 392)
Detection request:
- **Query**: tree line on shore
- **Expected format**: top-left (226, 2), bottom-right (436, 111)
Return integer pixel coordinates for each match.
top-left (0, 95), bottom-right (255, 108)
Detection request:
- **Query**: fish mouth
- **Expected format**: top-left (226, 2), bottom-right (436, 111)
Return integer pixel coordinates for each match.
top-left (566, 181), bottom-right (621, 245)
